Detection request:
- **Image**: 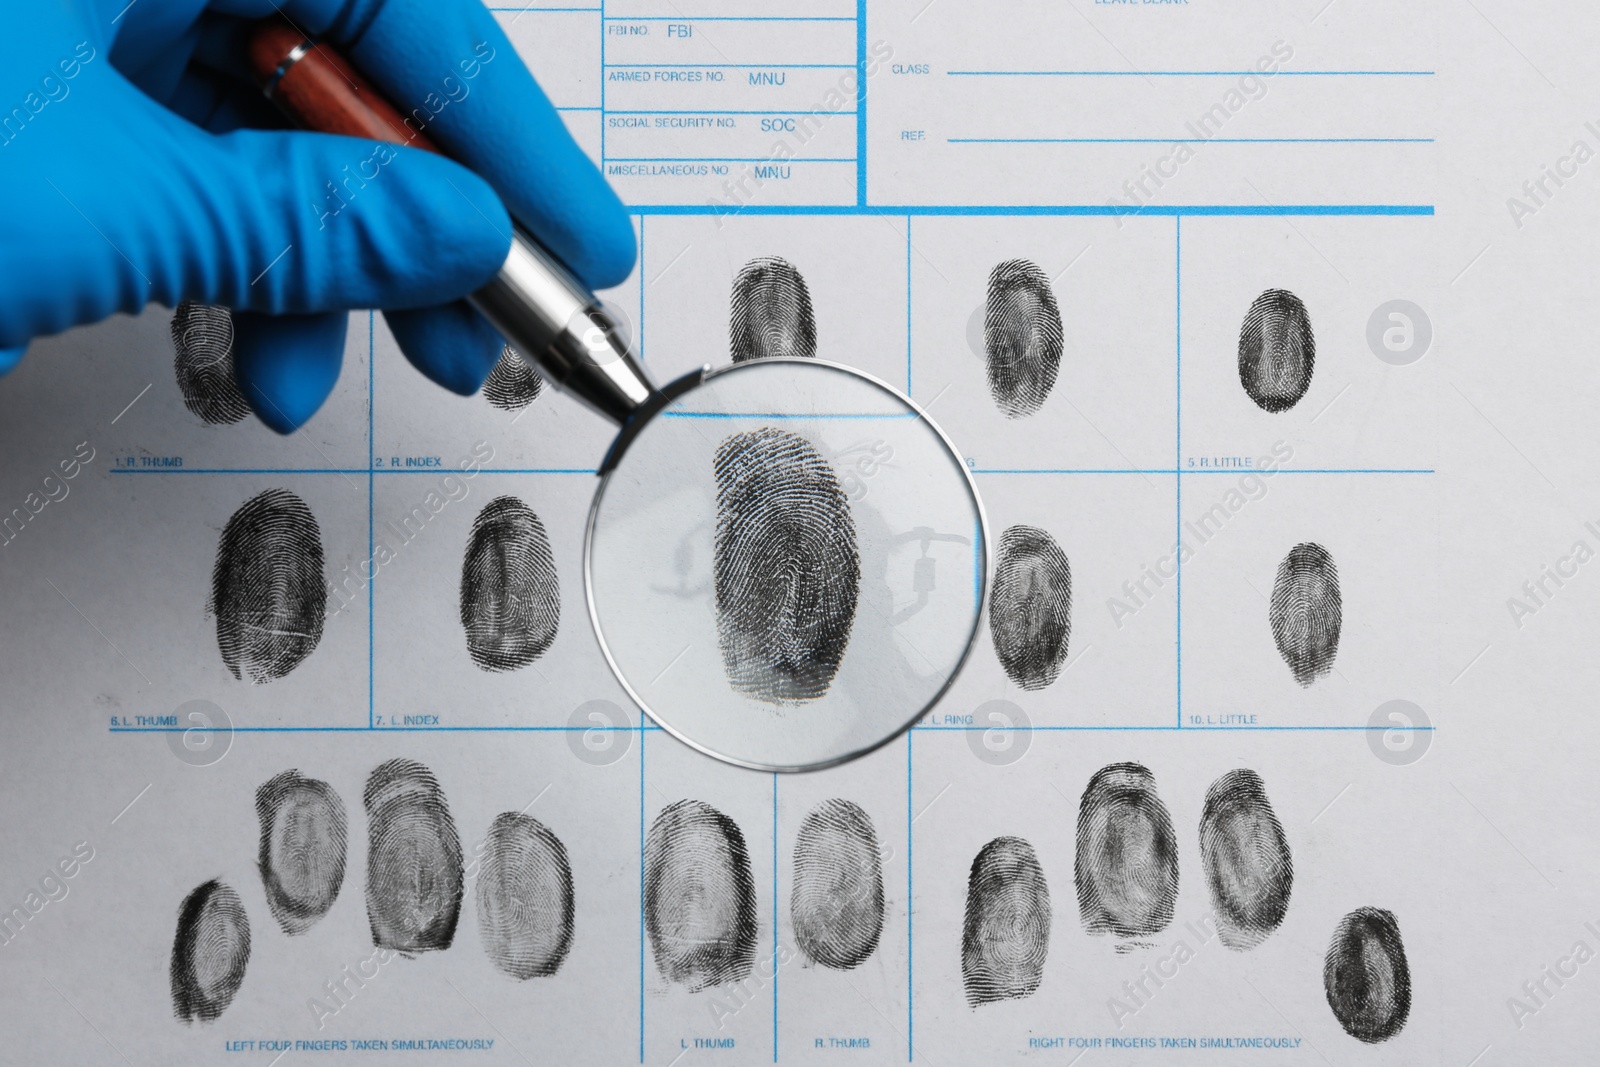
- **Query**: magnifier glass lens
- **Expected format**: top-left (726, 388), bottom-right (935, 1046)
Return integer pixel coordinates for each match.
top-left (586, 359), bottom-right (987, 772)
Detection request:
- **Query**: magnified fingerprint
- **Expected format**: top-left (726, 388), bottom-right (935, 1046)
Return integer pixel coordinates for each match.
top-left (730, 256), bottom-right (816, 362)
top-left (988, 525), bottom-right (1072, 691)
top-left (1075, 763), bottom-right (1179, 944)
top-left (170, 879), bottom-right (251, 1023)
top-left (1199, 769), bottom-right (1292, 951)
top-left (482, 344), bottom-right (542, 412)
top-left (211, 488), bottom-right (327, 684)
top-left (1270, 542), bottom-right (1341, 687)
top-left (984, 259), bottom-right (1062, 418)
top-left (364, 759), bottom-right (463, 954)
top-left (1324, 907), bottom-right (1411, 1043)
top-left (790, 799), bottom-right (884, 970)
top-left (256, 770), bottom-right (347, 936)
top-left (961, 836), bottom-right (1051, 1006)
top-left (1238, 289), bottom-right (1315, 413)
top-left (644, 800), bottom-right (758, 991)
top-left (460, 496), bottom-right (560, 672)
top-left (172, 301), bottom-right (248, 425)
top-left (475, 812), bottom-right (575, 980)
top-left (714, 428), bottom-right (859, 704)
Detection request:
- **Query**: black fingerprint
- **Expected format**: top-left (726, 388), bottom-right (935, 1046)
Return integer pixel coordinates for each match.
top-left (961, 836), bottom-right (1051, 1007)
top-left (1198, 769), bottom-right (1292, 951)
top-left (172, 301), bottom-right (248, 425)
top-left (210, 488), bottom-right (327, 684)
top-left (170, 879), bottom-right (250, 1023)
top-left (460, 496), bottom-right (560, 672)
top-left (644, 800), bottom-right (758, 991)
top-left (1324, 907), bottom-right (1411, 1043)
top-left (475, 812), bottom-right (575, 980)
top-left (256, 770), bottom-right (347, 936)
top-left (729, 256), bottom-right (816, 362)
top-left (1238, 289), bottom-right (1315, 413)
top-left (364, 759), bottom-right (463, 954)
top-left (790, 799), bottom-right (884, 970)
top-left (714, 428), bottom-right (859, 704)
top-left (1075, 763), bottom-right (1179, 943)
top-left (1269, 542), bottom-right (1341, 687)
top-left (482, 344), bottom-right (542, 412)
top-left (988, 525), bottom-right (1072, 691)
top-left (984, 259), bottom-right (1062, 419)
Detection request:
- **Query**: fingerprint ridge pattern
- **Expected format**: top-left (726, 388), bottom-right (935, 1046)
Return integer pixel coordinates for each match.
top-left (644, 799), bottom-right (759, 991)
top-left (1238, 288), bottom-right (1315, 412)
top-left (170, 879), bottom-right (251, 1024)
top-left (1075, 762), bottom-right (1180, 941)
top-left (172, 301), bottom-right (249, 425)
top-left (790, 799), bottom-right (885, 970)
top-left (961, 836), bottom-right (1052, 1007)
top-left (1269, 542), bottom-right (1341, 687)
top-left (714, 428), bottom-right (860, 704)
top-left (984, 259), bottom-right (1063, 418)
top-left (476, 812), bottom-right (576, 979)
top-left (989, 524), bottom-right (1072, 691)
top-left (211, 488), bottom-right (327, 684)
top-left (1199, 769), bottom-right (1293, 950)
top-left (1324, 906), bottom-right (1411, 1043)
top-left (460, 495), bottom-right (561, 672)
top-left (730, 256), bottom-right (817, 362)
top-left (255, 769), bottom-right (347, 936)
top-left (363, 759), bottom-right (464, 954)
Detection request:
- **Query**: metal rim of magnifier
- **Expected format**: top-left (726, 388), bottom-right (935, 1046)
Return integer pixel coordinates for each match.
top-left (582, 357), bottom-right (991, 774)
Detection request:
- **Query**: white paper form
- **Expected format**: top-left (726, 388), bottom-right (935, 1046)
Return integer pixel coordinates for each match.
top-left (5, 0), bottom-right (1600, 1063)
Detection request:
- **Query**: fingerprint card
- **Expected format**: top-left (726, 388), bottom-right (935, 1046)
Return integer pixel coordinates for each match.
top-left (6, 0), bottom-right (1580, 1061)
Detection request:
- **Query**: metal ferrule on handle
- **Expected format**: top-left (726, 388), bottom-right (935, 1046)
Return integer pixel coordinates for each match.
top-left (470, 230), bottom-right (653, 424)
top-left (244, 17), bottom-right (657, 427)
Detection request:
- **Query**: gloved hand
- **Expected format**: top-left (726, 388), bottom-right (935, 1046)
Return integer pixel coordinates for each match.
top-left (0, 0), bottom-right (634, 432)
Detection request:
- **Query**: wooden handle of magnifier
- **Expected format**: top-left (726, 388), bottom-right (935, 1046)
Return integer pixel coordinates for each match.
top-left (245, 18), bottom-right (442, 155)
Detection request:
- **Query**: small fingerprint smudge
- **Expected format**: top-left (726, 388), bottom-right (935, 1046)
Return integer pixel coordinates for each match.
top-left (730, 256), bottom-right (816, 362)
top-left (1324, 907), bottom-right (1411, 1043)
top-left (460, 496), bottom-right (560, 672)
top-left (644, 800), bottom-right (758, 991)
top-left (1238, 289), bottom-right (1315, 413)
top-left (210, 488), bottom-right (327, 684)
top-left (475, 812), bottom-right (575, 980)
top-left (1198, 769), bottom-right (1292, 950)
top-left (988, 524), bottom-right (1072, 691)
top-left (482, 344), bottom-right (542, 412)
top-left (984, 259), bottom-right (1062, 419)
top-left (170, 879), bottom-right (251, 1023)
top-left (364, 759), bottom-right (463, 954)
top-left (172, 302), bottom-right (249, 426)
top-left (1075, 763), bottom-right (1179, 944)
top-left (256, 770), bottom-right (347, 936)
top-left (714, 428), bottom-right (859, 704)
top-left (961, 836), bottom-right (1051, 1007)
top-left (790, 799), bottom-right (884, 970)
top-left (1269, 542), bottom-right (1341, 687)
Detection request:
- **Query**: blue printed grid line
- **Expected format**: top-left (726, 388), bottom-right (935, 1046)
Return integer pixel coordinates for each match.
top-left (630, 204), bottom-right (1434, 215)
top-left (856, 0), bottom-right (867, 206)
top-left (638, 723), bottom-right (646, 1064)
top-left (106, 723), bottom-right (1431, 733)
top-left (950, 137), bottom-right (1434, 144)
top-left (772, 773), bottom-right (779, 1062)
top-left (107, 466), bottom-right (1434, 475)
top-left (905, 731), bottom-right (913, 1062)
top-left (368, 311), bottom-right (375, 730)
top-left (1175, 218), bottom-right (1182, 728)
top-left (946, 69), bottom-right (1435, 76)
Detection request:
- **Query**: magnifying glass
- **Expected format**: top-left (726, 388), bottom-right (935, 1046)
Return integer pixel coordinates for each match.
top-left (247, 21), bottom-right (989, 771)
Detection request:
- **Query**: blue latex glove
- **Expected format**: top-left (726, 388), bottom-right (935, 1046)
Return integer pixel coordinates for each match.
top-left (0, 0), bottom-right (634, 432)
